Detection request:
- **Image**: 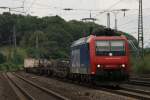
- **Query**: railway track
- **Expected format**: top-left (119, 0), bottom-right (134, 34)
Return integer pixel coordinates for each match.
top-left (5, 72), bottom-right (69, 100)
top-left (55, 75), bottom-right (150, 99)
top-left (127, 74), bottom-right (150, 87)
top-left (94, 85), bottom-right (150, 100)
top-left (129, 79), bottom-right (150, 87)
top-left (131, 77), bottom-right (150, 81)
top-left (18, 72), bottom-right (150, 100)
top-left (115, 87), bottom-right (150, 99)
top-left (3, 73), bottom-right (33, 100)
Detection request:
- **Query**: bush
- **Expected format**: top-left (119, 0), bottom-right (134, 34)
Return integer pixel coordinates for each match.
top-left (0, 48), bottom-right (25, 71)
top-left (0, 53), bottom-right (6, 64)
top-left (0, 62), bottom-right (22, 71)
top-left (11, 51), bottom-right (24, 65)
top-left (132, 54), bottom-right (150, 74)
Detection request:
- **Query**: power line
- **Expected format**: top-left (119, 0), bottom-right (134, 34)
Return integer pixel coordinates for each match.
top-left (34, 2), bottom-right (102, 12)
top-left (31, 0), bottom-right (127, 12)
top-left (26, 0), bottom-right (37, 13)
top-left (118, 13), bottom-right (150, 29)
top-left (106, 0), bottom-right (123, 10)
top-left (22, 0), bottom-right (124, 13)
top-left (119, 19), bottom-right (137, 27)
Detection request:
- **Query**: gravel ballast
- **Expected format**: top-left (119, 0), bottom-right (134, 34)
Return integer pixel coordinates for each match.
top-left (18, 71), bottom-right (136, 100)
top-left (0, 73), bottom-right (19, 100)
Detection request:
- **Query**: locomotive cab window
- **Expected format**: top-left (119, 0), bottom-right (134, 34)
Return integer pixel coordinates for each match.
top-left (95, 40), bottom-right (126, 56)
top-left (95, 41), bottom-right (110, 56)
top-left (110, 41), bottom-right (125, 56)
top-left (111, 41), bottom-right (124, 51)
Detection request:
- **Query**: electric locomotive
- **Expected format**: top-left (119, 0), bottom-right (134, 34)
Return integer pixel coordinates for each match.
top-left (24, 29), bottom-right (130, 86)
top-left (70, 34), bottom-right (130, 85)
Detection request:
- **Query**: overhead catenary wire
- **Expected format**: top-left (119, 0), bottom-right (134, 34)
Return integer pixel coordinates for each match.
top-left (106, 0), bottom-right (123, 10)
top-left (26, 0), bottom-right (37, 14)
top-left (33, 2), bottom-right (101, 12)
top-left (93, 0), bottom-right (130, 29)
top-left (29, 0), bottom-right (125, 13)
top-left (118, 13), bottom-right (150, 29)
top-left (24, 0), bottom-right (149, 19)
top-left (0, 0), bottom-right (148, 36)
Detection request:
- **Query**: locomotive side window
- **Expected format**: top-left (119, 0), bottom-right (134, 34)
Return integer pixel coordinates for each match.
top-left (71, 49), bottom-right (80, 67)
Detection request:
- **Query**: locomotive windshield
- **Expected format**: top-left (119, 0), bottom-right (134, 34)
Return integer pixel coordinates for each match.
top-left (95, 40), bottom-right (125, 56)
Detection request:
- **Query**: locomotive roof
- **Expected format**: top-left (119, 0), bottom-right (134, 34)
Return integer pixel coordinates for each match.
top-left (71, 35), bottom-right (127, 47)
top-left (71, 36), bottom-right (90, 47)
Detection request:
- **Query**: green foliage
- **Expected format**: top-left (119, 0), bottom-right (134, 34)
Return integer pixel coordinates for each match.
top-left (0, 47), bottom-right (26, 71)
top-left (131, 54), bottom-right (150, 74)
top-left (11, 50), bottom-right (24, 65)
top-left (0, 62), bottom-right (22, 71)
top-left (144, 48), bottom-right (150, 54)
top-left (0, 12), bottom-right (137, 71)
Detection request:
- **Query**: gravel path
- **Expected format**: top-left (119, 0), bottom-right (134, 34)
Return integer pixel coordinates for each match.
top-left (0, 72), bottom-right (19, 100)
top-left (19, 71), bottom-right (136, 100)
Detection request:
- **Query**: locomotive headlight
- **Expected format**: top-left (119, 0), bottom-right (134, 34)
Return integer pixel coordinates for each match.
top-left (109, 53), bottom-right (113, 56)
top-left (97, 64), bottom-right (101, 68)
top-left (121, 64), bottom-right (125, 68)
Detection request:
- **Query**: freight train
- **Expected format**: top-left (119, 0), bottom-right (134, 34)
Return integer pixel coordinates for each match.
top-left (24, 32), bottom-right (130, 86)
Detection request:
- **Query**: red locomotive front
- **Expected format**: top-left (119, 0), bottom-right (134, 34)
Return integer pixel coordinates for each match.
top-left (89, 35), bottom-right (130, 82)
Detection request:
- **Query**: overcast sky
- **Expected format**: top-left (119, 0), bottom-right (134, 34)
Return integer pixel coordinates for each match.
top-left (0, 0), bottom-right (150, 47)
